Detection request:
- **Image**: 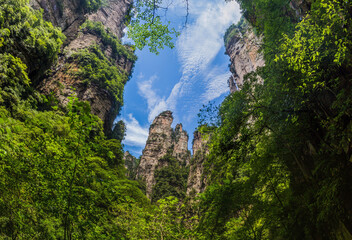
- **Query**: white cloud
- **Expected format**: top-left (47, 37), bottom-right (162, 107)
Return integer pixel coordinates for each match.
top-left (120, 0), bottom-right (241, 154)
top-left (137, 75), bottom-right (170, 122)
top-left (167, 0), bottom-right (241, 111)
top-left (136, 0), bottom-right (240, 125)
top-left (122, 114), bottom-right (149, 148)
top-left (201, 67), bottom-right (231, 103)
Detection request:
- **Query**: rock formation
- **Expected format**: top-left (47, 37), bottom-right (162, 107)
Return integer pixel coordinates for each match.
top-left (30, 0), bottom-right (85, 43)
top-left (289, 0), bottom-right (311, 19)
top-left (31, 0), bottom-right (135, 134)
top-left (124, 151), bottom-right (139, 179)
top-left (224, 0), bottom-right (311, 93)
top-left (225, 19), bottom-right (264, 93)
top-left (186, 130), bottom-right (209, 196)
top-left (136, 111), bottom-right (190, 198)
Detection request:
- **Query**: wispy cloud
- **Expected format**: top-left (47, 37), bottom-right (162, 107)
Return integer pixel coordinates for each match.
top-left (139, 0), bottom-right (240, 123)
top-left (201, 67), bottom-right (231, 103)
top-left (169, 0), bottom-right (240, 119)
top-left (122, 0), bottom-right (241, 153)
top-left (122, 114), bottom-right (149, 148)
top-left (137, 75), bottom-right (170, 122)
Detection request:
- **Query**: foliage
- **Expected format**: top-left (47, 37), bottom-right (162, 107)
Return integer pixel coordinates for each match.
top-left (126, 0), bottom-right (180, 54)
top-left (151, 154), bottom-right (189, 202)
top-left (0, 1), bottom-right (151, 239)
top-left (111, 120), bottom-right (126, 141)
top-left (116, 196), bottom-right (199, 239)
top-left (81, 0), bottom-right (105, 13)
top-left (81, 20), bottom-right (137, 62)
top-left (198, 0), bottom-right (352, 239)
top-left (197, 101), bottom-right (220, 128)
top-left (0, 0), bottom-right (65, 80)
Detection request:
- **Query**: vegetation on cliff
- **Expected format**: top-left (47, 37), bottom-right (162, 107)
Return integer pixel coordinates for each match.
top-left (198, 0), bottom-right (352, 239)
top-left (151, 154), bottom-right (189, 202)
top-left (1, 0), bottom-right (352, 239)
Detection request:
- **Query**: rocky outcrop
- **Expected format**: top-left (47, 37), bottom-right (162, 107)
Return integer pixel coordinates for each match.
top-left (30, 0), bottom-right (84, 43)
top-left (88, 0), bottom-right (132, 39)
top-left (225, 20), bottom-right (264, 93)
top-left (31, 0), bottom-right (132, 42)
top-left (136, 111), bottom-right (190, 198)
top-left (173, 124), bottom-right (190, 165)
top-left (289, 0), bottom-right (311, 19)
top-left (124, 151), bottom-right (139, 179)
top-left (33, 0), bottom-right (135, 134)
top-left (187, 131), bottom-right (209, 196)
top-left (225, 0), bottom-right (311, 93)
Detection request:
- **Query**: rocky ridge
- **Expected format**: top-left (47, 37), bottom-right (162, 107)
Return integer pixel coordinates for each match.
top-left (225, 20), bottom-right (264, 93)
top-left (136, 111), bottom-right (191, 198)
top-left (186, 130), bottom-right (209, 196)
top-left (31, 0), bottom-right (134, 134)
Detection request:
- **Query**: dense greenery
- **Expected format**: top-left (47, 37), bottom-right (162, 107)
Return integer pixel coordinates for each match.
top-left (198, 0), bottom-right (352, 239)
top-left (81, 0), bottom-right (105, 13)
top-left (71, 45), bottom-right (127, 106)
top-left (81, 20), bottom-right (137, 62)
top-left (2, 0), bottom-right (352, 239)
top-left (151, 154), bottom-right (189, 202)
top-left (0, 1), bottom-right (185, 239)
top-left (126, 0), bottom-right (180, 54)
top-left (65, 20), bottom-right (138, 133)
top-left (0, 0), bottom-right (65, 81)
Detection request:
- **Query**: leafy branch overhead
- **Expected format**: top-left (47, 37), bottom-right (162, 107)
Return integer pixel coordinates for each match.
top-left (127, 0), bottom-right (188, 54)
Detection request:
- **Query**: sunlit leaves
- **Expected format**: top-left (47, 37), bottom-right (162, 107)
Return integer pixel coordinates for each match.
top-left (127, 0), bottom-right (180, 54)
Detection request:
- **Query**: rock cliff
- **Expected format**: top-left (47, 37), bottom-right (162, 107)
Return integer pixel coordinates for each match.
top-left (224, 19), bottom-right (264, 93)
top-left (31, 0), bottom-right (135, 134)
top-left (124, 151), bottom-right (139, 179)
top-left (186, 131), bottom-right (209, 196)
top-left (224, 0), bottom-right (311, 93)
top-left (136, 111), bottom-right (190, 198)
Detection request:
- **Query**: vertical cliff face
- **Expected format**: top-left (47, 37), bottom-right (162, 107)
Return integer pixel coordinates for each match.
top-left (32, 0), bottom-right (135, 134)
top-left (225, 20), bottom-right (264, 93)
top-left (88, 0), bottom-right (131, 39)
top-left (173, 124), bottom-right (190, 165)
top-left (136, 111), bottom-right (190, 198)
top-left (186, 131), bottom-right (209, 196)
top-left (289, 0), bottom-right (311, 19)
top-left (124, 151), bottom-right (139, 179)
top-left (31, 0), bottom-right (84, 42)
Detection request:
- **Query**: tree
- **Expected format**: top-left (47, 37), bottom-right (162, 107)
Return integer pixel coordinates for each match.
top-left (126, 0), bottom-right (189, 54)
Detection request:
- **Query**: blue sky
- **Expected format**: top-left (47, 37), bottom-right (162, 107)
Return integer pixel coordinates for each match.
top-left (118, 0), bottom-right (241, 157)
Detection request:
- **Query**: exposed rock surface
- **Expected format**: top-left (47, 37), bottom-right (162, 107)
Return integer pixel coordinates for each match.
top-left (32, 0), bottom-right (134, 133)
top-left (30, 0), bottom-right (84, 43)
top-left (225, 0), bottom-right (311, 93)
top-left (88, 0), bottom-right (132, 39)
top-left (289, 0), bottom-right (311, 19)
top-left (187, 131), bottom-right (209, 196)
top-left (124, 151), bottom-right (139, 179)
top-left (225, 23), bottom-right (264, 93)
top-left (136, 111), bottom-right (190, 198)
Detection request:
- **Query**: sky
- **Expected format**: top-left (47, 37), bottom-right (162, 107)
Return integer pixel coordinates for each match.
top-left (118, 0), bottom-right (242, 157)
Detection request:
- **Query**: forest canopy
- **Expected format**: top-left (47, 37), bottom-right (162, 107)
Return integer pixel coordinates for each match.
top-left (1, 0), bottom-right (352, 239)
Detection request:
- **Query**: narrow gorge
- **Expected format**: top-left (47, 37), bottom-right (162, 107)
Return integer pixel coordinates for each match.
top-left (1, 0), bottom-right (352, 239)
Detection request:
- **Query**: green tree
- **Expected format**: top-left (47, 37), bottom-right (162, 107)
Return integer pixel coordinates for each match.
top-left (152, 154), bottom-right (189, 202)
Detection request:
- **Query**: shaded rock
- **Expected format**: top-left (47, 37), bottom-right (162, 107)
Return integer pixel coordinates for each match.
top-left (187, 130), bottom-right (209, 196)
top-left (33, 0), bottom-right (135, 134)
top-left (225, 21), bottom-right (264, 92)
top-left (136, 111), bottom-right (190, 198)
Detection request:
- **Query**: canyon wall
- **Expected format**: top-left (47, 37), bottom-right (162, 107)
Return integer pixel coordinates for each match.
top-left (224, 20), bottom-right (264, 93)
top-left (136, 111), bottom-right (190, 198)
top-left (186, 130), bottom-right (209, 196)
top-left (31, 0), bottom-right (135, 134)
